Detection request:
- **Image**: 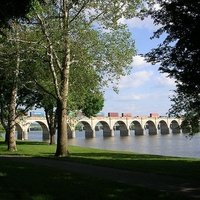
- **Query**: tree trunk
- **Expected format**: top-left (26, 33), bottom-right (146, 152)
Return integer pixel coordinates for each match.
top-left (7, 22), bottom-right (19, 151)
top-left (4, 128), bottom-right (9, 143)
top-left (54, 1), bottom-right (71, 156)
top-left (55, 99), bottom-right (68, 156)
top-left (50, 132), bottom-right (56, 145)
top-left (44, 106), bottom-right (56, 145)
top-left (49, 118), bottom-right (56, 145)
top-left (7, 86), bottom-right (17, 151)
top-left (0, 104), bottom-right (8, 143)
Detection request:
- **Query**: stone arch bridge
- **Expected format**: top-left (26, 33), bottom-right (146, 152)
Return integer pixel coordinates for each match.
top-left (15, 116), bottom-right (184, 142)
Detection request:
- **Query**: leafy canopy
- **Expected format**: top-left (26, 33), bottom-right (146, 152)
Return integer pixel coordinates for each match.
top-left (145, 0), bottom-right (200, 122)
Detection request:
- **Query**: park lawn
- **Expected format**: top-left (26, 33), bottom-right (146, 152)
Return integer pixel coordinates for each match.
top-left (0, 140), bottom-right (200, 180)
top-left (0, 158), bottom-right (188, 200)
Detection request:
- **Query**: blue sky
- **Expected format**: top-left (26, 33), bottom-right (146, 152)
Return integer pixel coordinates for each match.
top-left (101, 17), bottom-right (176, 117)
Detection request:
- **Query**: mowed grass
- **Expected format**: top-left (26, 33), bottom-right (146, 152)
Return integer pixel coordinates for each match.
top-left (0, 158), bottom-right (188, 200)
top-left (1, 140), bottom-right (200, 180)
top-left (0, 141), bottom-right (199, 199)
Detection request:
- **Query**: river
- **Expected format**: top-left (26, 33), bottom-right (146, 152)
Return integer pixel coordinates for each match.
top-left (28, 130), bottom-right (200, 158)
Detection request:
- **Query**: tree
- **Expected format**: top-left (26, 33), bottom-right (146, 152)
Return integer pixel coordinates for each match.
top-left (168, 90), bottom-right (200, 133)
top-left (0, 23), bottom-right (22, 151)
top-left (25, 0), bottom-right (141, 156)
top-left (145, 0), bottom-right (200, 123)
top-left (0, 0), bottom-right (41, 26)
top-left (80, 91), bottom-right (104, 118)
top-left (20, 26), bottom-right (105, 144)
top-left (0, 22), bottom-right (37, 150)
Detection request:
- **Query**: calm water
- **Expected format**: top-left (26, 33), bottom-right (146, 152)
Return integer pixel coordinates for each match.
top-left (28, 130), bottom-right (200, 158)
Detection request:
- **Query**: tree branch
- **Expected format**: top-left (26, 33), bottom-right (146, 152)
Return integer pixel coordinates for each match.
top-left (69, 0), bottom-right (89, 24)
top-left (36, 12), bottom-right (62, 100)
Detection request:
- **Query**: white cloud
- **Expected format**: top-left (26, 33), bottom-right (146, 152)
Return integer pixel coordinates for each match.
top-left (118, 94), bottom-right (144, 101)
top-left (119, 16), bottom-right (158, 31)
top-left (119, 70), bottom-right (153, 89)
top-left (131, 55), bottom-right (151, 68)
top-left (157, 74), bottom-right (176, 87)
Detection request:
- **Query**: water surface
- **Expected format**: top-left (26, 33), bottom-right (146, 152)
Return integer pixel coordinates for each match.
top-left (28, 131), bottom-right (200, 158)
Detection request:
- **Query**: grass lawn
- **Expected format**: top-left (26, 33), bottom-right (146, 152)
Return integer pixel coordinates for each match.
top-left (0, 141), bottom-right (200, 200)
top-left (0, 158), bottom-right (188, 200)
top-left (1, 140), bottom-right (200, 179)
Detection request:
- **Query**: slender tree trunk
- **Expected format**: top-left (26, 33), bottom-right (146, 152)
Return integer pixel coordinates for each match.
top-left (7, 86), bottom-right (17, 151)
top-left (50, 109), bottom-right (57, 145)
top-left (50, 131), bottom-right (56, 145)
top-left (55, 99), bottom-right (68, 156)
top-left (36, 0), bottom-right (71, 156)
top-left (44, 106), bottom-right (56, 145)
top-left (4, 128), bottom-right (9, 143)
top-left (7, 22), bottom-right (20, 151)
top-left (0, 104), bottom-right (8, 143)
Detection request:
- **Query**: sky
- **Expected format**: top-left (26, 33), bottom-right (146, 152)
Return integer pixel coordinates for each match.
top-left (101, 17), bottom-right (176, 117)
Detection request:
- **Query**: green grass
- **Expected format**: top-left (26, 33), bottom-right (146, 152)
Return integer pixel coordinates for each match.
top-left (0, 141), bottom-right (57, 156)
top-left (0, 159), bottom-right (187, 200)
top-left (1, 141), bottom-right (200, 180)
top-left (0, 141), bottom-right (199, 200)
top-left (68, 146), bottom-right (200, 180)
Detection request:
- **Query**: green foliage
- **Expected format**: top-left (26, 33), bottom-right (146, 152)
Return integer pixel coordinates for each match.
top-left (81, 92), bottom-right (104, 117)
top-left (145, 0), bottom-right (200, 121)
top-left (0, 0), bottom-right (33, 26)
top-left (0, 0), bottom-right (143, 156)
top-left (169, 90), bottom-right (200, 134)
top-left (23, 0), bottom-right (137, 117)
top-left (0, 123), bottom-right (5, 133)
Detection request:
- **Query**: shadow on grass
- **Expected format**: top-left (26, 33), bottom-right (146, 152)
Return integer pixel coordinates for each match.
top-left (0, 141), bottom-right (48, 146)
top-left (0, 158), bottom-right (185, 200)
top-left (1, 141), bottom-right (200, 181)
top-left (64, 152), bottom-right (200, 180)
top-left (16, 141), bottom-right (48, 145)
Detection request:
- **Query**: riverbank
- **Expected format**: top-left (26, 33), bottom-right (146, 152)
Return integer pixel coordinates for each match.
top-left (0, 141), bottom-right (200, 199)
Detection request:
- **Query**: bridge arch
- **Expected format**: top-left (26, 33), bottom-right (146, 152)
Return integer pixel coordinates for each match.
top-left (15, 123), bottom-right (24, 140)
top-left (113, 121), bottom-right (129, 136)
top-left (158, 120), bottom-right (169, 135)
top-left (67, 124), bottom-right (74, 138)
top-left (95, 121), bottom-right (112, 137)
top-left (170, 120), bottom-right (181, 134)
top-left (181, 120), bottom-right (191, 134)
top-left (16, 116), bottom-right (183, 140)
top-left (75, 121), bottom-right (94, 138)
top-left (29, 121), bottom-right (49, 142)
top-left (130, 121), bottom-right (143, 135)
top-left (144, 120), bottom-right (157, 135)
top-left (15, 120), bottom-right (49, 142)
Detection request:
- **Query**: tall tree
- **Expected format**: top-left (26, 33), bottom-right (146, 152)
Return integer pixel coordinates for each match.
top-left (0, 0), bottom-right (42, 26)
top-left (25, 0), bottom-right (143, 157)
top-left (145, 0), bottom-right (200, 122)
top-left (0, 22), bottom-right (22, 151)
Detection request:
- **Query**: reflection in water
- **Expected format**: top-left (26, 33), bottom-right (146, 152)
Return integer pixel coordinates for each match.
top-left (27, 131), bottom-right (200, 158)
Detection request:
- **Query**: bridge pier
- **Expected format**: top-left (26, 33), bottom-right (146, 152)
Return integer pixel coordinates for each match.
top-left (85, 129), bottom-right (95, 138)
top-left (103, 129), bottom-right (114, 137)
top-left (160, 127), bottom-right (170, 135)
top-left (68, 130), bottom-right (76, 138)
top-left (120, 129), bottom-right (130, 136)
top-left (17, 131), bottom-right (23, 140)
top-left (42, 131), bottom-right (50, 143)
top-left (22, 130), bottom-right (28, 140)
top-left (135, 128), bottom-right (144, 135)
